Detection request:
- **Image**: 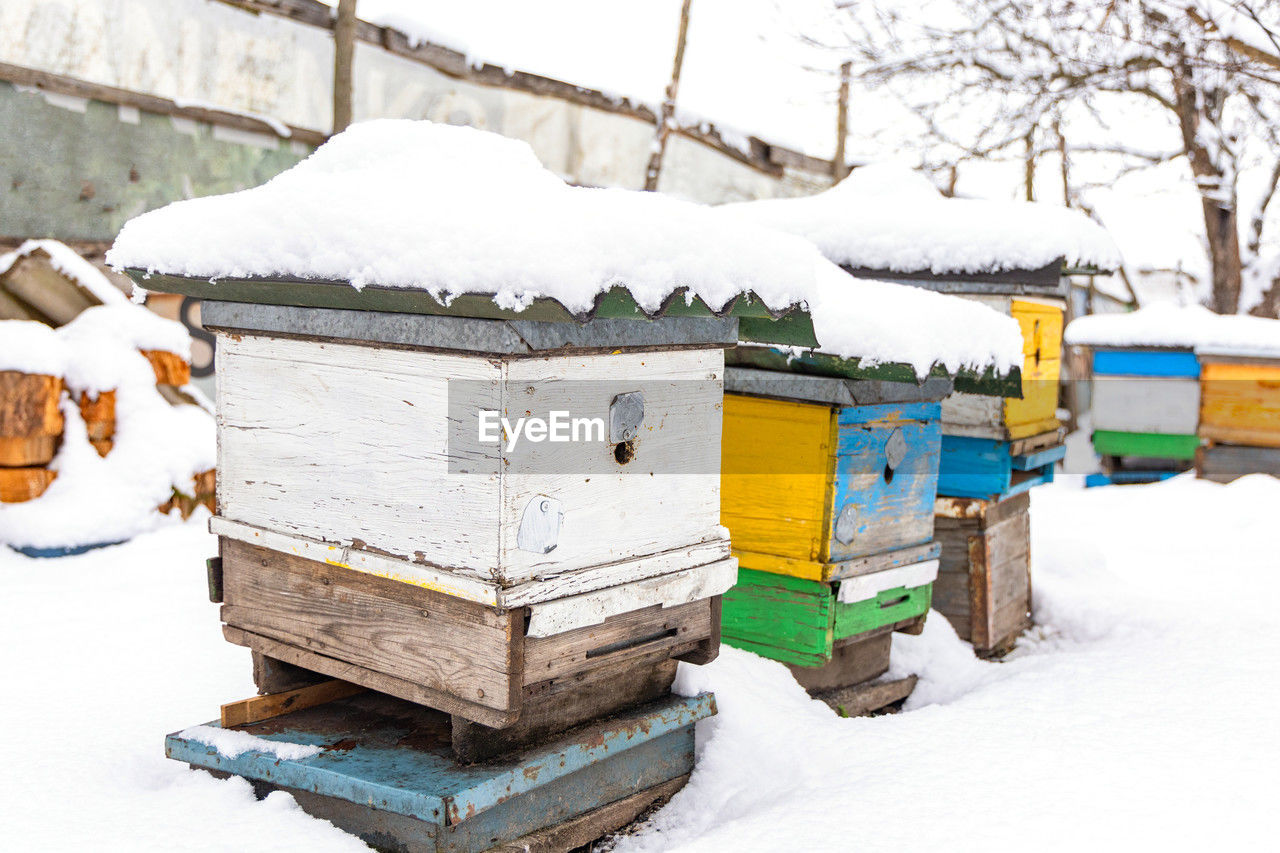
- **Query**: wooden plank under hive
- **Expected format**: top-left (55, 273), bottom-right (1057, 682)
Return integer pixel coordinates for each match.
top-left (932, 493), bottom-right (1032, 655)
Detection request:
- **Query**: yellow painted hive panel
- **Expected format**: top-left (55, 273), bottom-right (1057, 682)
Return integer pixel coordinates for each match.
top-left (721, 394), bottom-right (835, 564)
top-left (1199, 361), bottom-right (1280, 448)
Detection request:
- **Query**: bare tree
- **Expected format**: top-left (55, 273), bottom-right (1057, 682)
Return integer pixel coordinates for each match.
top-left (812, 0), bottom-right (1280, 315)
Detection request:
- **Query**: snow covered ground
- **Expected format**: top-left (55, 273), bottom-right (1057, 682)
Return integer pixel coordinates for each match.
top-left (2, 474), bottom-right (1277, 850)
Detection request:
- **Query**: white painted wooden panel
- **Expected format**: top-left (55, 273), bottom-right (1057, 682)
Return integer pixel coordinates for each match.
top-left (941, 392), bottom-right (1005, 432)
top-left (1091, 377), bottom-right (1200, 434)
top-left (210, 517), bottom-right (501, 606)
top-left (212, 516), bottom-right (733, 612)
top-left (836, 559), bottom-right (939, 604)
top-left (499, 349), bottom-right (725, 584)
top-left (216, 333), bottom-right (503, 574)
top-left (525, 557), bottom-right (738, 637)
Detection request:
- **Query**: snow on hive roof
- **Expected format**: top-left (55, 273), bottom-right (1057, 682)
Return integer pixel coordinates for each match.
top-left (723, 164), bottom-right (1123, 276)
top-left (108, 120), bottom-right (1023, 379)
top-left (1065, 303), bottom-right (1280, 358)
top-left (0, 240), bottom-right (128, 306)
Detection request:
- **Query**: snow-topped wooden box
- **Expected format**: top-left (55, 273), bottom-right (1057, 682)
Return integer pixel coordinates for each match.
top-left (717, 368), bottom-right (942, 692)
top-left (1089, 347), bottom-right (1202, 463)
top-left (939, 296), bottom-right (1065, 441)
top-left (193, 299), bottom-right (736, 735)
top-left (207, 306), bottom-right (731, 598)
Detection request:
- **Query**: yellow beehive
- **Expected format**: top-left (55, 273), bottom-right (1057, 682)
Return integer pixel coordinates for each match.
top-left (1199, 359), bottom-right (1280, 448)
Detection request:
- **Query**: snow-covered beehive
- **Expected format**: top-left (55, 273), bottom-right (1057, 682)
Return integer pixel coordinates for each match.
top-left (721, 164), bottom-right (1117, 655)
top-left (1067, 304), bottom-right (1280, 484)
top-left (106, 121), bottom-right (1013, 743)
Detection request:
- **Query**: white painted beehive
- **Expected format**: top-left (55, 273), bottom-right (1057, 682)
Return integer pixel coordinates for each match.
top-left (207, 306), bottom-right (733, 606)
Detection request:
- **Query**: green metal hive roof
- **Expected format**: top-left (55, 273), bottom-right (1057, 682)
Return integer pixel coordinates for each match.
top-left (128, 269), bottom-right (1022, 397)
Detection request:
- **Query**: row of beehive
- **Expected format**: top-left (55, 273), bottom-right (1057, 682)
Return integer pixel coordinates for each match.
top-left (718, 293), bottom-right (1062, 689)
top-left (1085, 346), bottom-right (1280, 483)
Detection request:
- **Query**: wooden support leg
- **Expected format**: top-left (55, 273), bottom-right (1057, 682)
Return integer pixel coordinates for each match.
top-left (252, 651), bottom-right (330, 695)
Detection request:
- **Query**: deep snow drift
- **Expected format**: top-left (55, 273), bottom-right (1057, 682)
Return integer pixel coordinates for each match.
top-left (1, 474), bottom-right (1277, 850)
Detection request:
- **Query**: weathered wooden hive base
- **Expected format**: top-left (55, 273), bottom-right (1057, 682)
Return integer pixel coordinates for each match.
top-left (166, 691), bottom-right (713, 853)
top-left (1196, 442), bottom-right (1280, 483)
top-left (786, 628), bottom-right (920, 715)
top-left (217, 538), bottom-right (719, 758)
top-left (932, 493), bottom-right (1032, 656)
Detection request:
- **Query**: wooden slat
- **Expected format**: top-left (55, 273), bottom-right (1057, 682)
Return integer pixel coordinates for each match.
top-left (220, 538), bottom-right (521, 716)
top-left (1196, 443), bottom-right (1280, 482)
top-left (523, 598), bottom-right (712, 684)
top-left (220, 679), bottom-right (366, 728)
top-left (489, 775), bottom-right (690, 853)
top-left (452, 650), bottom-right (677, 763)
top-left (812, 675), bottom-right (918, 717)
top-left (222, 626), bottom-right (519, 729)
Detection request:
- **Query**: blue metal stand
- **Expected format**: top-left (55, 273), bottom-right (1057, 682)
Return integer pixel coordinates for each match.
top-left (167, 691), bottom-right (713, 853)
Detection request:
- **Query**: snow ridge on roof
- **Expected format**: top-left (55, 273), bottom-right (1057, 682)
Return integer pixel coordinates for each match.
top-left (1065, 302), bottom-right (1280, 358)
top-left (108, 120), bottom-right (1023, 379)
top-left (723, 163), bottom-right (1123, 276)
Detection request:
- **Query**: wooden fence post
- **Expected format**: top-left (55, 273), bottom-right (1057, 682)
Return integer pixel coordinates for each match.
top-left (644, 0), bottom-right (693, 191)
top-left (332, 0), bottom-right (358, 134)
top-left (833, 61), bottom-right (851, 182)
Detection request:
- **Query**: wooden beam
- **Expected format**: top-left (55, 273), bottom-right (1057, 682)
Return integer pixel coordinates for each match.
top-left (0, 61), bottom-right (326, 146)
top-left (644, 0), bottom-right (693, 191)
top-left (332, 0), bottom-right (357, 133)
top-left (833, 61), bottom-right (851, 181)
top-left (220, 679), bottom-right (366, 728)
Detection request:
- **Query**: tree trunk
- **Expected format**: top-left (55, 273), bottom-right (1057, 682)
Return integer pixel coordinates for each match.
top-left (1172, 72), bottom-right (1242, 314)
top-left (1202, 199), bottom-right (1243, 314)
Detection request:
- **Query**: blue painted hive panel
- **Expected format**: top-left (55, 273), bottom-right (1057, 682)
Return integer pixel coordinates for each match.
top-left (1092, 349), bottom-right (1200, 378)
top-left (827, 401), bottom-right (942, 561)
top-left (938, 435), bottom-right (1062, 500)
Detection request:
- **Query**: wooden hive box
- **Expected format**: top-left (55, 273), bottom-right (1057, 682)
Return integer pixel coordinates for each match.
top-left (193, 299), bottom-right (735, 744)
top-left (940, 296), bottom-right (1065, 441)
top-left (1089, 347), bottom-right (1201, 465)
top-left (1198, 351), bottom-right (1280, 450)
top-left (718, 369), bottom-right (945, 682)
top-left (931, 493), bottom-right (1031, 655)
